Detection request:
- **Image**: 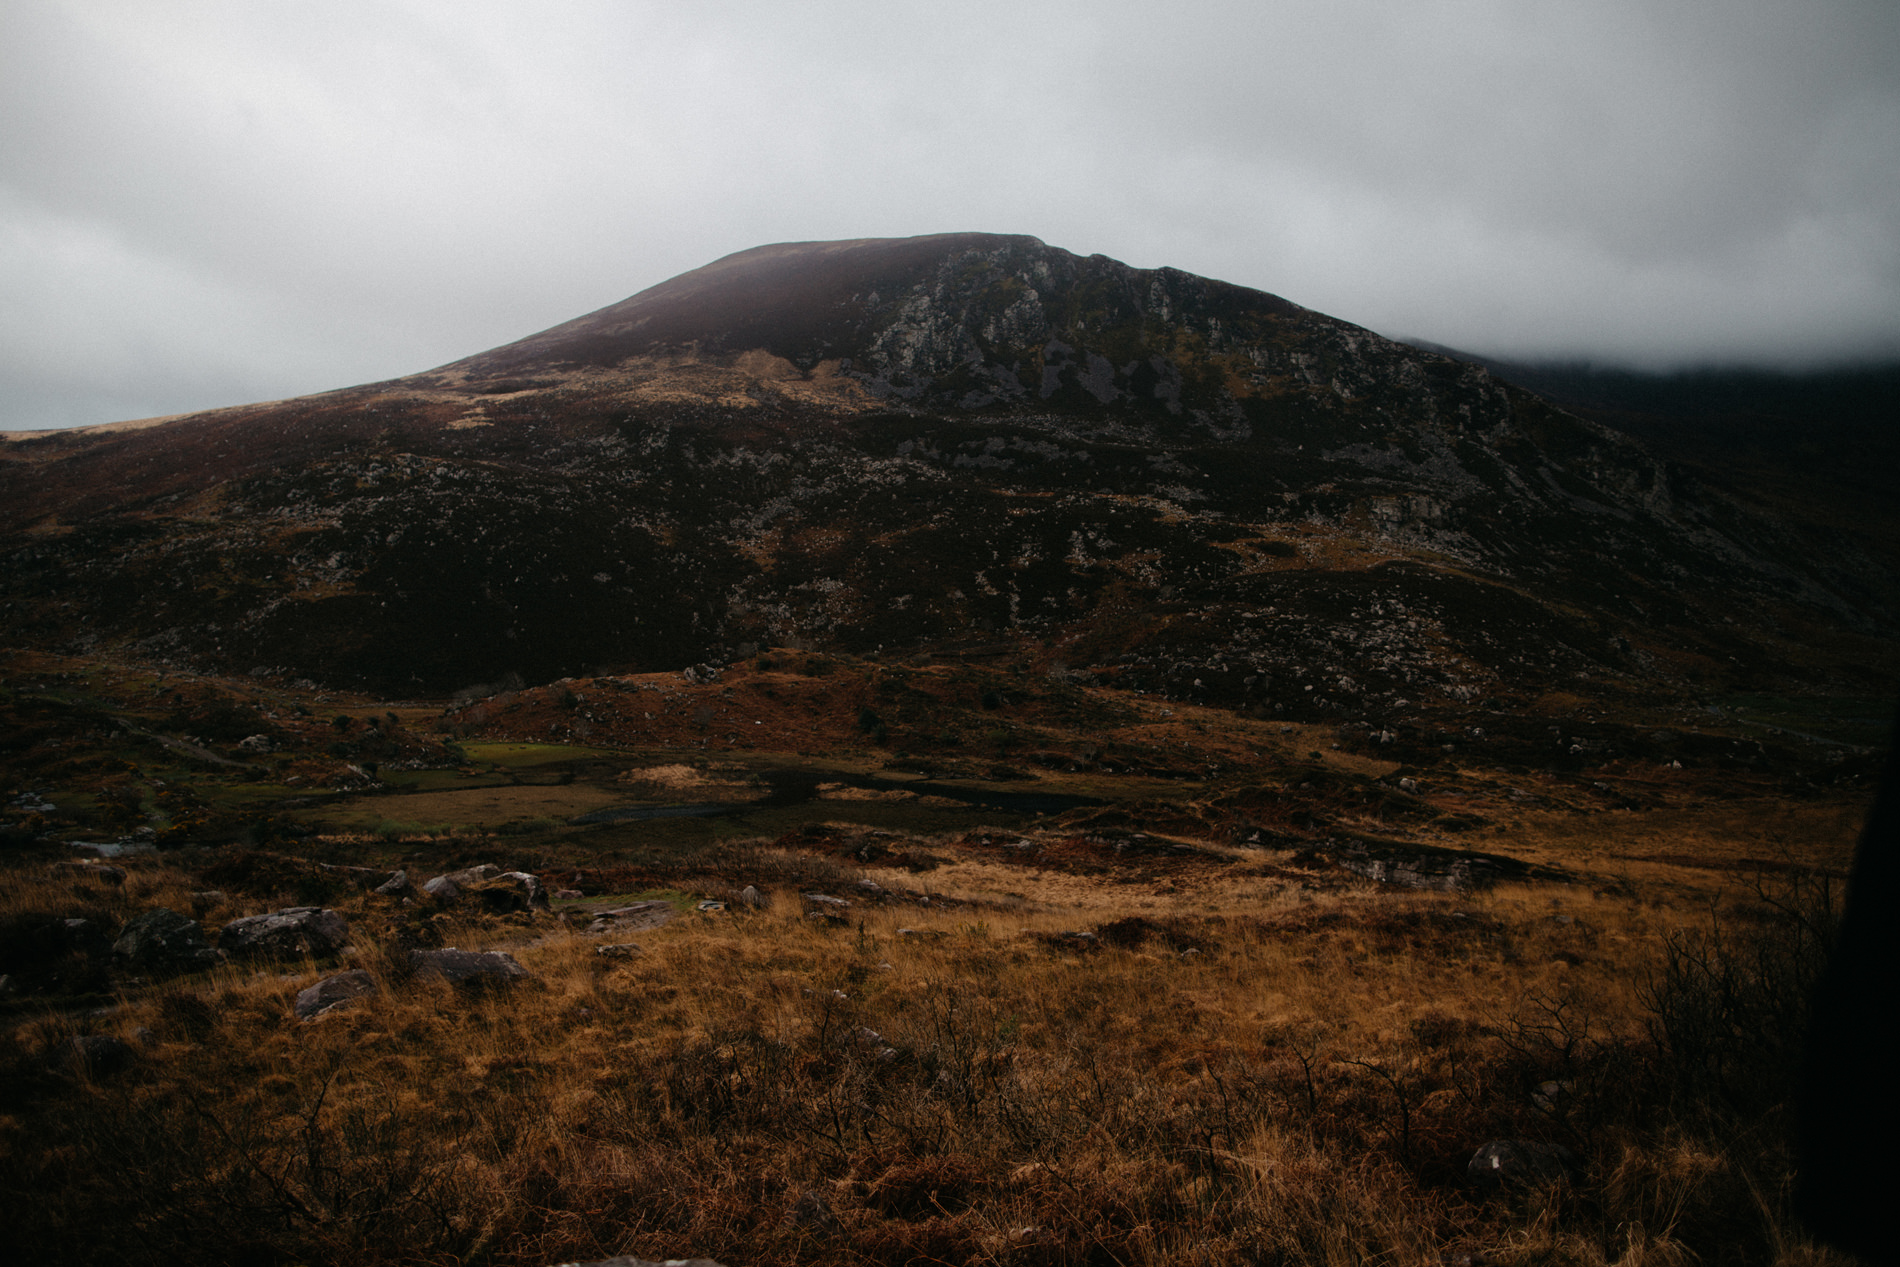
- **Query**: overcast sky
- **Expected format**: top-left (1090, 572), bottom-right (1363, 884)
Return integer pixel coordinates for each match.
top-left (4, 0), bottom-right (1897, 430)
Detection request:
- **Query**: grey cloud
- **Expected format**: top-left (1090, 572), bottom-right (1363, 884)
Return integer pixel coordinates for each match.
top-left (2, 0), bottom-right (1895, 430)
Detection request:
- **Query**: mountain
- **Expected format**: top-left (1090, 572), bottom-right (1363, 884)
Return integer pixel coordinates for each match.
top-left (1, 233), bottom-right (1894, 714)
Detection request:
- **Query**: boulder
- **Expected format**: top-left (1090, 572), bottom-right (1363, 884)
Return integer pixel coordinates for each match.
top-left (112, 908), bottom-right (221, 975)
top-left (467, 871), bottom-right (549, 913)
top-left (295, 969), bottom-right (380, 1020)
top-left (374, 870), bottom-right (415, 898)
top-left (408, 947), bottom-right (531, 988)
top-left (422, 875), bottom-right (461, 902)
top-left (1466, 1139), bottom-right (1580, 1189)
top-left (63, 1034), bottom-right (136, 1077)
top-left (737, 885), bottom-right (765, 909)
top-left (219, 907), bottom-right (350, 960)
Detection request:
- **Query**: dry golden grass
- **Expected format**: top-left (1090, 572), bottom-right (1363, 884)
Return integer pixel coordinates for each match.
top-left (0, 821), bottom-right (1866, 1267)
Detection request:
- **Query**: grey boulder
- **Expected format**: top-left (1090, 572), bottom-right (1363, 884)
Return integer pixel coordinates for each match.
top-left (295, 969), bottom-right (380, 1020)
top-left (409, 947), bottom-right (531, 988)
top-left (220, 907), bottom-right (350, 960)
top-left (112, 908), bottom-right (221, 974)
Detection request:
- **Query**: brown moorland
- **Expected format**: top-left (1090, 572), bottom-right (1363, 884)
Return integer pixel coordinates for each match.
top-left (0, 644), bottom-right (1879, 1267)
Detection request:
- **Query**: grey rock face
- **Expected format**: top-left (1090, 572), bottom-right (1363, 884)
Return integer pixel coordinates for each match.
top-left (219, 907), bottom-right (350, 960)
top-left (1466, 1139), bottom-right (1579, 1188)
top-left (295, 969), bottom-right (379, 1020)
top-left (408, 947), bottom-right (531, 988)
top-left (111, 908), bottom-right (220, 974)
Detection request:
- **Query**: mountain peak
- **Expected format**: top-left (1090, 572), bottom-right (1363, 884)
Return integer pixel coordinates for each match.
top-left (444, 233), bottom-right (1308, 414)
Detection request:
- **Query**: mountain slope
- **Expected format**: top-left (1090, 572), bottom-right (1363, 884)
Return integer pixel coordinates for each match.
top-left (1, 234), bottom-right (1892, 710)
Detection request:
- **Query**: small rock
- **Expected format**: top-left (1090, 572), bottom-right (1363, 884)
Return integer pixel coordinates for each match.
top-left (49, 860), bottom-right (126, 885)
top-left (595, 943), bottom-right (642, 958)
top-left (737, 885), bottom-right (764, 908)
top-left (1531, 1080), bottom-right (1575, 1115)
top-left (374, 870), bottom-right (415, 897)
top-left (552, 888), bottom-right (583, 900)
top-left (64, 1034), bottom-right (136, 1077)
top-left (295, 969), bottom-right (379, 1020)
top-left (1466, 1139), bottom-right (1579, 1189)
top-left (785, 1188), bottom-right (842, 1233)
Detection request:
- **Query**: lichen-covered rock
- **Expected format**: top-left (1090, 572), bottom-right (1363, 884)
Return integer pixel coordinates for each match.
top-left (219, 907), bottom-right (350, 960)
top-left (295, 969), bottom-right (379, 1020)
top-left (111, 908), bottom-right (220, 975)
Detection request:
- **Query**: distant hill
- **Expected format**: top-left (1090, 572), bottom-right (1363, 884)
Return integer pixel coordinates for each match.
top-left (2, 234), bottom-right (1893, 710)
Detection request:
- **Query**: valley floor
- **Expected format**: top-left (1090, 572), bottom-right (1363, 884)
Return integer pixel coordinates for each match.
top-left (0, 648), bottom-right (1884, 1266)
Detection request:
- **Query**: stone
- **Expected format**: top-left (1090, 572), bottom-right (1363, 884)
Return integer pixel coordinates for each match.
top-left (595, 943), bottom-right (642, 958)
top-left (465, 871), bottom-right (549, 913)
top-left (422, 875), bottom-right (462, 902)
top-left (219, 907), bottom-right (350, 960)
top-left (736, 885), bottom-right (764, 908)
top-left (374, 870), bottom-right (415, 897)
top-left (64, 1034), bottom-right (136, 1077)
top-left (295, 969), bottom-right (379, 1020)
top-left (111, 908), bottom-right (221, 975)
top-left (583, 902), bottom-right (675, 934)
top-left (549, 1259), bottom-right (729, 1267)
top-left (1531, 1079), bottom-right (1575, 1115)
top-left (1466, 1139), bottom-right (1579, 1189)
top-left (785, 1188), bottom-right (842, 1233)
top-left (408, 947), bottom-right (531, 988)
top-left (50, 860), bottom-right (126, 885)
